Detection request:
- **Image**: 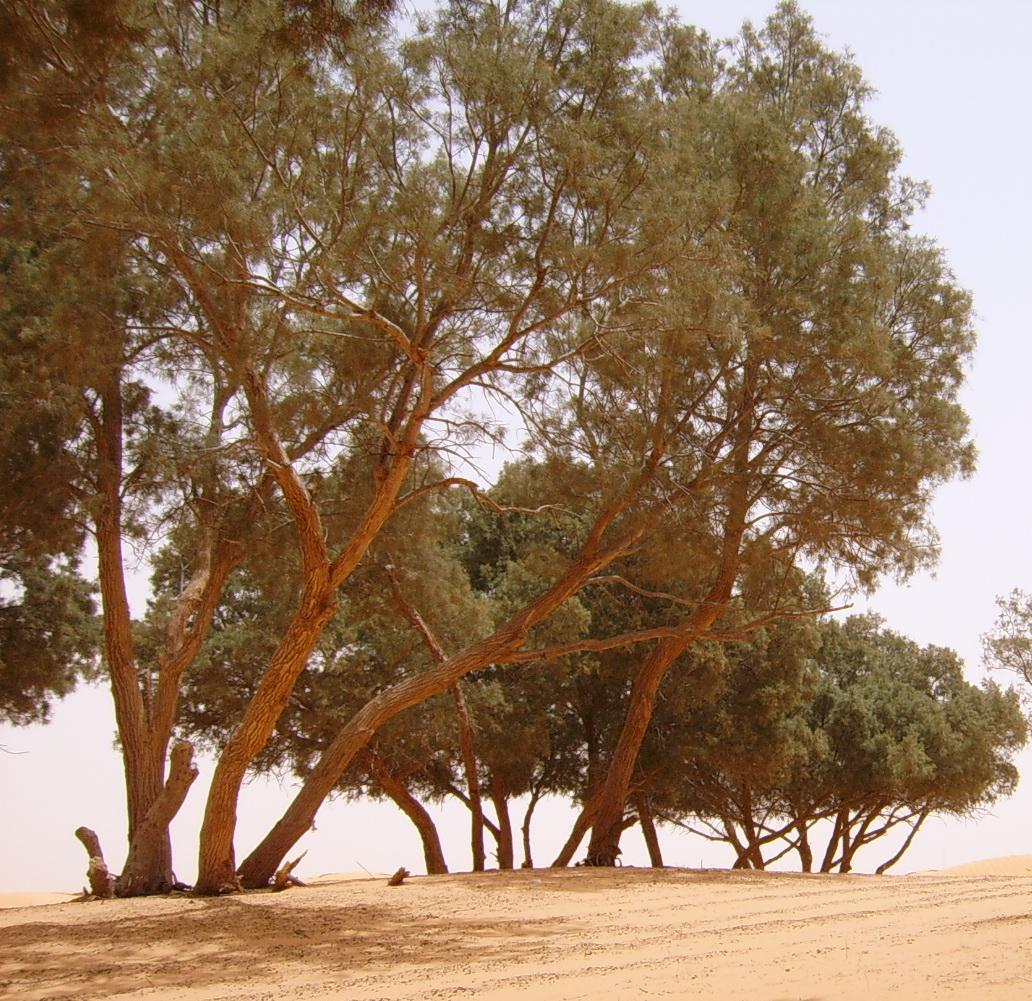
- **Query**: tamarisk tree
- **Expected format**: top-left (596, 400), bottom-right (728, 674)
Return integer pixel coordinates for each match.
top-left (5, 0), bottom-right (720, 892)
top-left (5, 0), bottom-right (976, 893)
top-left (655, 616), bottom-right (1027, 874)
top-left (556, 2), bottom-right (978, 866)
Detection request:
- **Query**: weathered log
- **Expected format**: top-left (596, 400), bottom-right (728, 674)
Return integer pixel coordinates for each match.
top-left (272, 851), bottom-right (307, 891)
top-left (74, 826), bottom-right (115, 899)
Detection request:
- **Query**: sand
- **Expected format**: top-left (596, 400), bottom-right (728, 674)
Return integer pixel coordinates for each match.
top-left (2, 860), bottom-right (1031, 1000)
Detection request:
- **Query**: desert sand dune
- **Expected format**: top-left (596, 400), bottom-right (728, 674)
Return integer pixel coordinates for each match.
top-left (2, 863), bottom-right (1031, 1000)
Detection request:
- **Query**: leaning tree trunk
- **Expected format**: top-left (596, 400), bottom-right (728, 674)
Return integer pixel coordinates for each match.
top-left (551, 790), bottom-right (602, 867)
top-left (235, 529), bottom-right (641, 890)
top-left (369, 754), bottom-right (448, 875)
top-left (820, 808), bottom-right (848, 873)
top-left (580, 420), bottom-right (753, 867)
top-left (580, 532), bottom-right (745, 868)
top-left (584, 634), bottom-right (694, 866)
top-left (521, 783), bottom-right (545, 868)
top-left (196, 589), bottom-right (338, 893)
top-left (635, 791), bottom-right (664, 868)
top-left (876, 809), bottom-right (929, 875)
top-left (193, 346), bottom-right (421, 895)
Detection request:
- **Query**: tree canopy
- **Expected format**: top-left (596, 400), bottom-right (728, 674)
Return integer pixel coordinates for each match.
top-left (654, 615), bottom-right (1027, 873)
top-left (0, 0), bottom-right (990, 891)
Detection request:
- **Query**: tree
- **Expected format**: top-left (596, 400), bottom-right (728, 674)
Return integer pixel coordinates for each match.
top-left (4, 0), bottom-right (976, 895)
top-left (0, 556), bottom-right (97, 725)
top-left (656, 616), bottom-right (1028, 874)
top-left (983, 590), bottom-right (1032, 705)
top-left (563, 0), bottom-right (977, 866)
top-left (164, 470), bottom-right (490, 875)
top-left (1, 0), bottom-right (400, 893)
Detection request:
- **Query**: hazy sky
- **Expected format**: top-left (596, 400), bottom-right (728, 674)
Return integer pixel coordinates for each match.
top-left (3, 0), bottom-right (1031, 892)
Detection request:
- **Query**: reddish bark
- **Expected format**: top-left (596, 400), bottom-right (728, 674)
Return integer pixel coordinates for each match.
top-left (490, 787), bottom-right (514, 870)
top-left (369, 753), bottom-right (448, 875)
top-left (236, 526), bottom-right (641, 889)
top-left (635, 792), bottom-right (663, 868)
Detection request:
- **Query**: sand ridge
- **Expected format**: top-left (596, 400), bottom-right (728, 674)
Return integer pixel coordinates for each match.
top-left (2, 861), bottom-right (1031, 999)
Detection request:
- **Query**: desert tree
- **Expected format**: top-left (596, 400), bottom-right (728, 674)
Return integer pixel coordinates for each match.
top-left (656, 615), bottom-right (1027, 874)
top-left (4, 0), bottom-right (976, 894)
top-left (983, 590), bottom-right (1032, 712)
top-left (234, 0), bottom-right (976, 885)
top-left (555, 1), bottom-right (978, 866)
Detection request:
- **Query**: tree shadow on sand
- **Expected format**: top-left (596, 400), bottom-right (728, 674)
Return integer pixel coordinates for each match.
top-left (0, 892), bottom-right (570, 1000)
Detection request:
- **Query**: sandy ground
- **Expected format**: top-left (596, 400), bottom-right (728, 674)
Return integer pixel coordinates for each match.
top-left (2, 860), bottom-right (1031, 1000)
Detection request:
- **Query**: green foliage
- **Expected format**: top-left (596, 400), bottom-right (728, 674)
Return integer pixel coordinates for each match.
top-left (983, 589), bottom-right (1032, 700)
top-left (0, 556), bottom-right (98, 725)
top-left (655, 614), bottom-right (1027, 871)
top-left (0, 0), bottom-right (985, 880)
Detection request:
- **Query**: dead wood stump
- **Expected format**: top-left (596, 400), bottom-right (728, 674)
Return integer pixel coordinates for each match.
top-left (74, 827), bottom-right (115, 899)
top-left (387, 867), bottom-right (411, 886)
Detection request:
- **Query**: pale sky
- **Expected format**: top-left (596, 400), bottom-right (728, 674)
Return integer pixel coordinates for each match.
top-left (3, 0), bottom-right (1031, 892)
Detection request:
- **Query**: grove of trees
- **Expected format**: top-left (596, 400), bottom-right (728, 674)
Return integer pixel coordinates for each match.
top-left (3, 0), bottom-right (1017, 893)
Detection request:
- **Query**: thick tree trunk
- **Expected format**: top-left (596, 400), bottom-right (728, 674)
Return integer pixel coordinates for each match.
top-left (196, 589), bottom-right (338, 893)
top-left (116, 742), bottom-right (199, 895)
top-left (635, 791), bottom-right (663, 867)
top-left (235, 530), bottom-right (641, 890)
top-left (194, 345), bottom-right (422, 895)
top-left (585, 635), bottom-right (693, 866)
top-left (795, 819), bottom-right (813, 873)
top-left (582, 523), bottom-right (747, 868)
top-left (369, 754), bottom-right (448, 875)
top-left (582, 397), bottom-right (755, 867)
top-left (490, 787), bottom-right (514, 870)
top-left (94, 378), bottom-right (174, 891)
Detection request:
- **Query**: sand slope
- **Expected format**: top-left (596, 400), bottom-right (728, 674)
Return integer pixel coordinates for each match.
top-left (2, 863), bottom-right (1031, 1000)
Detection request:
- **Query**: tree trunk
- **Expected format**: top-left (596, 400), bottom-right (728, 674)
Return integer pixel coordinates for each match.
top-left (193, 344), bottom-right (423, 895)
top-left (521, 784), bottom-right (544, 868)
top-left (582, 398), bottom-right (755, 866)
top-left (451, 683), bottom-right (487, 872)
top-left (369, 754), bottom-right (448, 875)
top-left (876, 809), bottom-right (929, 875)
top-left (795, 819), bottom-right (813, 873)
top-left (74, 827), bottom-right (115, 898)
top-left (740, 787), bottom-right (765, 870)
top-left (196, 589), bottom-right (338, 893)
top-left (585, 635), bottom-right (693, 866)
top-left (94, 377), bottom-right (174, 892)
top-left (820, 808), bottom-right (847, 873)
top-left (550, 792), bottom-right (602, 867)
top-left (116, 741), bottom-right (199, 895)
top-left (635, 791), bottom-right (664, 867)
top-left (235, 529), bottom-right (642, 890)
top-left (490, 787), bottom-right (514, 870)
